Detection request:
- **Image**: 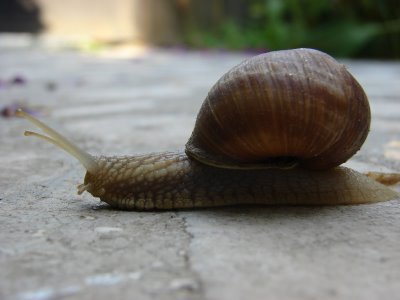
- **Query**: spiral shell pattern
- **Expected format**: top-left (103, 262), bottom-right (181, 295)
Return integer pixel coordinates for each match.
top-left (186, 48), bottom-right (370, 170)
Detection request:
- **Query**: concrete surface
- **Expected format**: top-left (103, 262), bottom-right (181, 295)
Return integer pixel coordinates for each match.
top-left (1, 38), bottom-right (400, 300)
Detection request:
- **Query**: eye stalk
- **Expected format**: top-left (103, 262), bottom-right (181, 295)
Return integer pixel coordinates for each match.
top-left (16, 109), bottom-right (99, 174)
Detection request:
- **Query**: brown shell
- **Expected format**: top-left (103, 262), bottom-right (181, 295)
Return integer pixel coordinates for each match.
top-left (185, 48), bottom-right (371, 170)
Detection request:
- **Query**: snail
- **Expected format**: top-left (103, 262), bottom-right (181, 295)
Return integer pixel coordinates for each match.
top-left (17, 48), bottom-right (400, 210)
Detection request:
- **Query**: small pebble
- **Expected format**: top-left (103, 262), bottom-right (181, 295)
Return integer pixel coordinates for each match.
top-left (84, 273), bottom-right (124, 286)
top-left (178, 250), bottom-right (186, 256)
top-left (32, 229), bottom-right (46, 237)
top-left (128, 271), bottom-right (142, 280)
top-left (94, 227), bottom-right (123, 233)
top-left (80, 215), bottom-right (96, 220)
top-left (169, 278), bottom-right (199, 291)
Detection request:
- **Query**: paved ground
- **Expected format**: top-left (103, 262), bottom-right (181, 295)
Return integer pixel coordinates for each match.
top-left (1, 36), bottom-right (400, 300)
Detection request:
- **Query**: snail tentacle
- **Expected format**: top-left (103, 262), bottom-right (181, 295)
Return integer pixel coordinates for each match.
top-left (16, 109), bottom-right (98, 174)
top-left (365, 172), bottom-right (400, 186)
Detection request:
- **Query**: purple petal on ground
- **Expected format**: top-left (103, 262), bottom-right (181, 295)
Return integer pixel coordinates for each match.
top-left (10, 75), bottom-right (27, 85)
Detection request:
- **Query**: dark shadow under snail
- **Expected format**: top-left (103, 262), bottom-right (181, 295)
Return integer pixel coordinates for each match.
top-left (17, 48), bottom-right (400, 210)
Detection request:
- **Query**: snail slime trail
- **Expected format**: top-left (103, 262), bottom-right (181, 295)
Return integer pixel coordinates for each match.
top-left (17, 48), bottom-right (400, 210)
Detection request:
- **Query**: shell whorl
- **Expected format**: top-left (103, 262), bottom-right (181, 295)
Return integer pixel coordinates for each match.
top-left (185, 48), bottom-right (371, 170)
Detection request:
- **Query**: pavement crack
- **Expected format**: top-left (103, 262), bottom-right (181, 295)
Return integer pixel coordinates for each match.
top-left (177, 213), bottom-right (206, 299)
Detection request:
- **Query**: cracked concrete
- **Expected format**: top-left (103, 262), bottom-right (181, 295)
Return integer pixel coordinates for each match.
top-left (1, 37), bottom-right (400, 300)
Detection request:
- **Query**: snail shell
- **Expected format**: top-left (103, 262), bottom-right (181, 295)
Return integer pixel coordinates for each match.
top-left (186, 48), bottom-right (370, 170)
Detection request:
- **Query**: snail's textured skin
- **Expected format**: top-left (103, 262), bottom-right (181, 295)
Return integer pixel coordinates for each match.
top-left (82, 152), bottom-right (398, 210)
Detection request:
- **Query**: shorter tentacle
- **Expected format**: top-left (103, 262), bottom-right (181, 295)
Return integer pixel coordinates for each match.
top-left (365, 172), bottom-right (400, 186)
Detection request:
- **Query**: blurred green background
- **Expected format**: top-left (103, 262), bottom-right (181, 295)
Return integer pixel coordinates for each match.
top-left (1, 0), bottom-right (399, 59)
top-left (183, 0), bottom-right (400, 59)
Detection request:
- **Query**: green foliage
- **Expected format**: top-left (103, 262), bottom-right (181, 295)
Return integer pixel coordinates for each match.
top-left (184, 0), bottom-right (400, 58)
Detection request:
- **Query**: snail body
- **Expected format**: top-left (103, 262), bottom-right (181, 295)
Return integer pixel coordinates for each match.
top-left (80, 152), bottom-right (396, 210)
top-left (17, 48), bottom-right (399, 210)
